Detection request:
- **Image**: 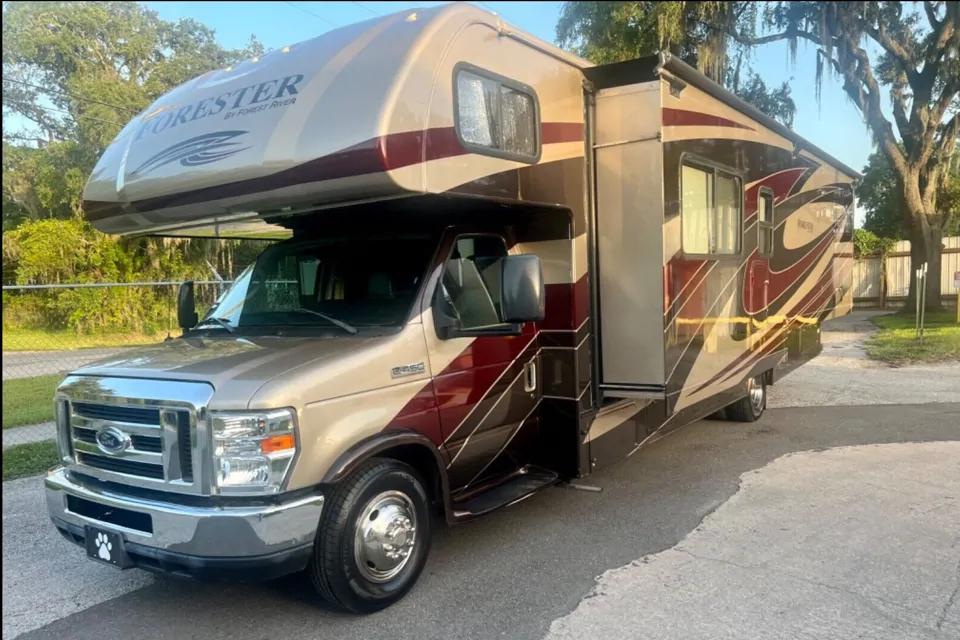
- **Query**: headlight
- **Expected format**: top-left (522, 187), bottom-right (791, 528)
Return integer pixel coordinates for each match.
top-left (211, 409), bottom-right (297, 494)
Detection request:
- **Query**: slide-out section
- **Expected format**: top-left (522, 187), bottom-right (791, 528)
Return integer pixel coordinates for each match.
top-left (592, 80), bottom-right (666, 400)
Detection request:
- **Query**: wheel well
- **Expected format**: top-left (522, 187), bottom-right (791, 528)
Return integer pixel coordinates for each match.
top-left (375, 444), bottom-right (445, 514)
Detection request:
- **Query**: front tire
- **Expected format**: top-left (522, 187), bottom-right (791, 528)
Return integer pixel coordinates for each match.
top-left (309, 458), bottom-right (431, 613)
top-left (724, 374), bottom-right (766, 422)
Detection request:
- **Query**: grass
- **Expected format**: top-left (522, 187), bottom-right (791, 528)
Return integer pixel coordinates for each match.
top-left (2, 374), bottom-right (65, 429)
top-left (2, 441), bottom-right (60, 481)
top-left (866, 310), bottom-right (960, 365)
top-left (2, 328), bottom-right (169, 352)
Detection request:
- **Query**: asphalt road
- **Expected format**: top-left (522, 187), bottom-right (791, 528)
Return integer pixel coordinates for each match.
top-left (1, 349), bottom-right (126, 380)
top-left (5, 402), bottom-right (959, 640)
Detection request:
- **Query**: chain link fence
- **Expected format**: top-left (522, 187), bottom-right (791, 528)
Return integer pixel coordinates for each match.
top-left (2, 281), bottom-right (229, 449)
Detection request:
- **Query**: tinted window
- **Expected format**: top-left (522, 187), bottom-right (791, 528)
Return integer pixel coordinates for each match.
top-left (456, 69), bottom-right (538, 159)
top-left (200, 234), bottom-right (437, 332)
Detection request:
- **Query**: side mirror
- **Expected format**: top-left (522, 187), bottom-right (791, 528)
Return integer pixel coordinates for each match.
top-left (177, 281), bottom-right (199, 330)
top-left (501, 254), bottom-right (545, 324)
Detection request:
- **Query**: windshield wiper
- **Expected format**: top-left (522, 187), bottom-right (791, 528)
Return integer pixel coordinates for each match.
top-left (195, 316), bottom-right (236, 333)
top-left (291, 308), bottom-right (359, 335)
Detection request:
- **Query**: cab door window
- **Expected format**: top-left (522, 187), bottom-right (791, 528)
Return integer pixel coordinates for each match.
top-left (435, 235), bottom-right (516, 336)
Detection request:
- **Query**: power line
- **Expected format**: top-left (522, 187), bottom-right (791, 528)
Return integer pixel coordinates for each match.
top-left (282, 1), bottom-right (340, 27)
top-left (32, 104), bottom-right (127, 128)
top-left (351, 1), bottom-right (381, 16)
top-left (2, 77), bottom-right (140, 115)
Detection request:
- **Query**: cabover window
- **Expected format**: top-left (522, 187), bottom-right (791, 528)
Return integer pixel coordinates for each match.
top-left (681, 161), bottom-right (742, 256)
top-left (455, 67), bottom-right (538, 160)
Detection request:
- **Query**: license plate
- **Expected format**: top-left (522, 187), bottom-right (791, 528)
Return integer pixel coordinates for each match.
top-left (84, 526), bottom-right (131, 569)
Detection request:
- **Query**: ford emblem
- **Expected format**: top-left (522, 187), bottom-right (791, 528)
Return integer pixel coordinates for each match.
top-left (95, 426), bottom-right (131, 455)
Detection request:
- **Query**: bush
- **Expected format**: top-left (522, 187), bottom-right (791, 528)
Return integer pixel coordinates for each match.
top-left (2, 218), bottom-right (256, 335)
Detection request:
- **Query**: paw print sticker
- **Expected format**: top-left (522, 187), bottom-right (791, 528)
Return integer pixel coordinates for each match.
top-left (95, 532), bottom-right (112, 561)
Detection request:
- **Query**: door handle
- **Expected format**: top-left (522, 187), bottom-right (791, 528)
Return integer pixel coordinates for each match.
top-left (523, 360), bottom-right (537, 393)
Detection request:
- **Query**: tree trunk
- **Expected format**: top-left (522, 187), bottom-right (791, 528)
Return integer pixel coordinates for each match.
top-left (906, 216), bottom-right (943, 311)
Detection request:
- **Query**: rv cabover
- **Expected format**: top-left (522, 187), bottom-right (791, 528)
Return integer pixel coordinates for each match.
top-left (46, 2), bottom-right (857, 613)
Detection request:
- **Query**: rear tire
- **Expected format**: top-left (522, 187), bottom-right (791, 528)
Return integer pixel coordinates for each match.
top-left (724, 375), bottom-right (766, 423)
top-left (309, 458), bottom-right (431, 613)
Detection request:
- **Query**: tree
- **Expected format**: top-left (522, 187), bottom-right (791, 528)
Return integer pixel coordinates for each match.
top-left (722, 2), bottom-right (959, 310)
top-left (859, 150), bottom-right (910, 239)
top-left (557, 2), bottom-right (797, 126)
top-left (2, 1), bottom-right (263, 219)
top-left (859, 148), bottom-right (960, 239)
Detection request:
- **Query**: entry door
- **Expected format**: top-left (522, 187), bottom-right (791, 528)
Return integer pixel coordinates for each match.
top-left (748, 188), bottom-right (775, 336)
top-left (421, 232), bottom-right (541, 491)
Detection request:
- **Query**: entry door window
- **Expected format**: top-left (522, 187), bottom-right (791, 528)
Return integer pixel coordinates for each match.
top-left (436, 235), bottom-right (512, 333)
top-left (758, 190), bottom-right (775, 257)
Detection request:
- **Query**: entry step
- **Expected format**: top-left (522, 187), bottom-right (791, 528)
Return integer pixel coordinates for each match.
top-left (452, 465), bottom-right (559, 520)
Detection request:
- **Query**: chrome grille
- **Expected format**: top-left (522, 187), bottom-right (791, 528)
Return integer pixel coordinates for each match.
top-left (75, 452), bottom-right (166, 479)
top-left (69, 403), bottom-right (176, 482)
top-left (72, 402), bottom-right (160, 425)
top-left (57, 376), bottom-right (213, 495)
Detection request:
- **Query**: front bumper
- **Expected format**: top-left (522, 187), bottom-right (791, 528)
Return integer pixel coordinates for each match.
top-left (45, 468), bottom-right (323, 581)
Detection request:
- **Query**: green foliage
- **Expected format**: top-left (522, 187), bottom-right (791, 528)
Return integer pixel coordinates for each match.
top-left (736, 72), bottom-right (796, 128)
top-left (2, 374), bottom-right (64, 429)
top-left (556, 1), bottom-right (796, 126)
top-left (2, 218), bottom-right (257, 334)
top-left (858, 150), bottom-right (907, 239)
top-left (852, 229), bottom-right (896, 257)
top-left (866, 311), bottom-right (960, 365)
top-left (859, 150), bottom-right (960, 240)
top-left (2, 441), bottom-right (61, 481)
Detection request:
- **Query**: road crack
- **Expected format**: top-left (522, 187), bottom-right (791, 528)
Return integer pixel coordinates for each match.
top-left (936, 559), bottom-right (960, 630)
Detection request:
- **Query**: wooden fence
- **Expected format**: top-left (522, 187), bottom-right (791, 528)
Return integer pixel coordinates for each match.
top-left (851, 236), bottom-right (960, 308)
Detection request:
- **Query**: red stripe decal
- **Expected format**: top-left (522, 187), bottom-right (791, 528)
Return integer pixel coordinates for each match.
top-left (744, 168), bottom-right (808, 221)
top-left (106, 122), bottom-right (585, 217)
top-left (662, 108), bottom-right (755, 131)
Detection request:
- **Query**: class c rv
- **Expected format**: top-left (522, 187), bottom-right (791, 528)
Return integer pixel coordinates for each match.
top-left (46, 2), bottom-right (857, 613)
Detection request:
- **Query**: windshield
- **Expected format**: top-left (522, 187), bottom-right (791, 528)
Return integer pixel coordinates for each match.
top-left (199, 232), bottom-right (438, 333)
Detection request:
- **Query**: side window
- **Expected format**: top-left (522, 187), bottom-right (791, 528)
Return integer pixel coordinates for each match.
top-left (681, 161), bottom-right (742, 256)
top-left (455, 67), bottom-right (538, 160)
top-left (758, 189), bottom-right (775, 257)
top-left (435, 235), bottom-right (512, 335)
top-left (299, 258), bottom-right (319, 297)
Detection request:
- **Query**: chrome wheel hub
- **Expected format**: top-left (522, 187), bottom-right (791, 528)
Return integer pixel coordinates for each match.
top-left (354, 490), bottom-right (418, 583)
top-left (748, 376), bottom-right (765, 413)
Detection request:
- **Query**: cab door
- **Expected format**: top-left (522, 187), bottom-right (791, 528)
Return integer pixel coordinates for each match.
top-left (421, 231), bottom-right (541, 491)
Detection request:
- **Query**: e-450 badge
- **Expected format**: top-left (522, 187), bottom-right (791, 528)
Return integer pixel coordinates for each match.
top-left (391, 362), bottom-right (426, 379)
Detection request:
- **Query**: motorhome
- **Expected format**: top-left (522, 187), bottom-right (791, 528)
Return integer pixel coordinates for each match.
top-left (46, 3), bottom-right (857, 613)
